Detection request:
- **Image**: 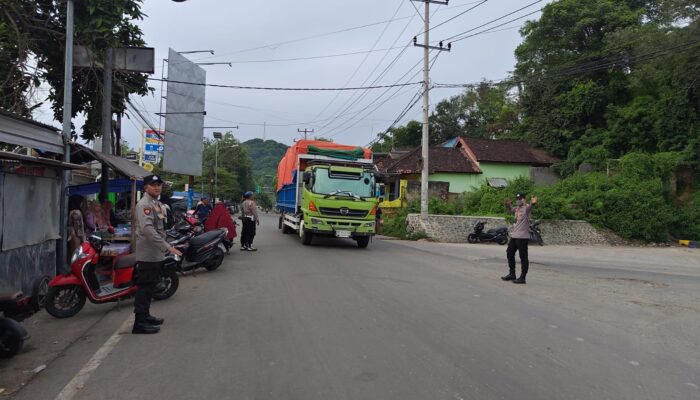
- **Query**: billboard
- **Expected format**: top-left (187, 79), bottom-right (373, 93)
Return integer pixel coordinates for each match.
top-left (163, 48), bottom-right (206, 176)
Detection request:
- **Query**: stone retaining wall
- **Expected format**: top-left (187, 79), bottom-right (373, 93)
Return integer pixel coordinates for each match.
top-left (406, 214), bottom-right (623, 245)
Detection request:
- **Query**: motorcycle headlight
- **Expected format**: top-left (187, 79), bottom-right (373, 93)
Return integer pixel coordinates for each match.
top-left (70, 247), bottom-right (86, 264)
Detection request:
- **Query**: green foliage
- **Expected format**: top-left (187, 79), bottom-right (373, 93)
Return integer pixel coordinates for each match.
top-left (0, 0), bottom-right (150, 140)
top-left (381, 204), bottom-right (427, 240)
top-left (384, 153), bottom-right (697, 242)
top-left (241, 138), bottom-right (288, 189)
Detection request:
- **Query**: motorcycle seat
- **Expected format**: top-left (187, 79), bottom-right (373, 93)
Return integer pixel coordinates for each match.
top-left (0, 292), bottom-right (23, 302)
top-left (114, 254), bottom-right (137, 270)
top-left (486, 227), bottom-right (508, 235)
top-left (189, 230), bottom-right (222, 247)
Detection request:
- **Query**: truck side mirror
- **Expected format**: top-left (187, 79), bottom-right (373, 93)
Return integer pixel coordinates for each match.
top-left (302, 171), bottom-right (311, 184)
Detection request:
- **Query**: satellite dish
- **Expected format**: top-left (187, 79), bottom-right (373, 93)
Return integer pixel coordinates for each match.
top-left (143, 163), bottom-right (154, 172)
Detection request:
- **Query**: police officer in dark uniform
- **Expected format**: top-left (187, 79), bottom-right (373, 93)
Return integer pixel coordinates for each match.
top-left (133, 175), bottom-right (182, 334)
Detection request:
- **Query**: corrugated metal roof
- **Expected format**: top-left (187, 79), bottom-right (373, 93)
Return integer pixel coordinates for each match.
top-left (71, 144), bottom-right (149, 180)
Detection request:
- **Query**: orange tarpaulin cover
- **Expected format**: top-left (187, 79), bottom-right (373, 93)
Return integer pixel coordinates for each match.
top-left (276, 140), bottom-right (372, 191)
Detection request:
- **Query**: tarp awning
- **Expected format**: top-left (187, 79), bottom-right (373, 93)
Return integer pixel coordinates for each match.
top-left (68, 178), bottom-right (144, 196)
top-left (71, 143), bottom-right (149, 180)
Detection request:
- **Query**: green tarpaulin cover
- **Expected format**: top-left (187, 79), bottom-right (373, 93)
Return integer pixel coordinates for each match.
top-left (307, 145), bottom-right (366, 160)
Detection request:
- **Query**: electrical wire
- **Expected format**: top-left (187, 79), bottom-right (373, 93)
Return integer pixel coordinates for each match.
top-left (146, 77), bottom-right (421, 91)
top-left (442, 0), bottom-right (544, 41)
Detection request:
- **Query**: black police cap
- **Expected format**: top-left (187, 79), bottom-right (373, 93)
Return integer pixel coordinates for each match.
top-left (143, 174), bottom-right (164, 185)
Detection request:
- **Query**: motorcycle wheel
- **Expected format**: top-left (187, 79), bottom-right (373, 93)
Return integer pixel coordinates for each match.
top-left (204, 248), bottom-right (225, 271)
top-left (30, 275), bottom-right (50, 311)
top-left (467, 233), bottom-right (478, 244)
top-left (153, 270), bottom-right (179, 300)
top-left (0, 318), bottom-right (26, 358)
top-left (498, 235), bottom-right (509, 245)
top-left (45, 285), bottom-right (86, 318)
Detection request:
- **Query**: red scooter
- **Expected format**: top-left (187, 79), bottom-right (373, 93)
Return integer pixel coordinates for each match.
top-left (45, 236), bottom-right (179, 318)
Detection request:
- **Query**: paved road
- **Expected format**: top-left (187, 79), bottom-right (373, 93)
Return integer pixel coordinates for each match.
top-left (11, 214), bottom-right (700, 400)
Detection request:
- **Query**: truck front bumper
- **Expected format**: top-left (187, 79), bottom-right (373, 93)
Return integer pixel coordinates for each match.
top-left (306, 216), bottom-right (375, 237)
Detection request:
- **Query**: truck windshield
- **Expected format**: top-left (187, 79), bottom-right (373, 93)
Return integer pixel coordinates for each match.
top-left (312, 169), bottom-right (375, 198)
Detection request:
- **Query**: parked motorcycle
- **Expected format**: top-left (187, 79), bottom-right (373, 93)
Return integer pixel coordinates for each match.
top-left (168, 214), bottom-right (233, 255)
top-left (530, 220), bottom-right (544, 246)
top-left (45, 235), bottom-right (179, 319)
top-left (169, 227), bottom-right (228, 273)
top-left (467, 221), bottom-right (509, 245)
top-left (0, 276), bottom-right (49, 358)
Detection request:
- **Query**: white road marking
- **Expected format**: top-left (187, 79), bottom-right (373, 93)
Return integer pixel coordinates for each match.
top-left (54, 315), bottom-right (134, 400)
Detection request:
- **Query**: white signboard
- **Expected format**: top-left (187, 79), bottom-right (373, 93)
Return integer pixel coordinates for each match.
top-left (162, 49), bottom-right (206, 176)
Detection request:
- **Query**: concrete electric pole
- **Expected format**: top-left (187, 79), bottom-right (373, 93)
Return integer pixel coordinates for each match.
top-left (298, 128), bottom-right (314, 140)
top-left (412, 0), bottom-right (450, 219)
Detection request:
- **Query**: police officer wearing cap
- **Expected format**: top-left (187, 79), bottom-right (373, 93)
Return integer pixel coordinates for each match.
top-left (132, 174), bottom-right (182, 334)
top-left (502, 193), bottom-right (537, 284)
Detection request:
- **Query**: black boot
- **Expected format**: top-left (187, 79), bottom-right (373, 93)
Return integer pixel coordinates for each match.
top-left (501, 272), bottom-right (516, 281)
top-left (512, 275), bottom-right (526, 284)
top-left (146, 315), bottom-right (164, 325)
top-left (132, 321), bottom-right (160, 334)
top-left (133, 314), bottom-right (160, 334)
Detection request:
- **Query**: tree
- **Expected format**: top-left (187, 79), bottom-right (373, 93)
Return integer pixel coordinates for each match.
top-left (0, 0), bottom-right (150, 140)
top-left (513, 0), bottom-right (700, 171)
top-left (370, 120), bottom-right (422, 152)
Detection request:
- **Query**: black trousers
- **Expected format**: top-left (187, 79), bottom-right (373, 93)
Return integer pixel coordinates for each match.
top-left (134, 261), bottom-right (162, 321)
top-left (506, 238), bottom-right (529, 277)
top-left (241, 218), bottom-right (256, 247)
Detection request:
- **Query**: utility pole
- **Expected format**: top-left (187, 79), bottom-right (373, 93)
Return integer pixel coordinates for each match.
top-left (298, 128), bottom-right (314, 140)
top-left (100, 48), bottom-right (113, 202)
top-left (412, 0), bottom-right (450, 219)
top-left (58, 0), bottom-right (74, 272)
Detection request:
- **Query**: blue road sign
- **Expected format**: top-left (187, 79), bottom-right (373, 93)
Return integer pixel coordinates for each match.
top-left (145, 144), bottom-right (164, 152)
top-left (143, 154), bottom-right (157, 162)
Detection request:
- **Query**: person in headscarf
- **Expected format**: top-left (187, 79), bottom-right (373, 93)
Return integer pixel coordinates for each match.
top-left (67, 195), bottom-right (87, 261)
top-left (204, 201), bottom-right (237, 241)
top-left (85, 200), bottom-right (113, 235)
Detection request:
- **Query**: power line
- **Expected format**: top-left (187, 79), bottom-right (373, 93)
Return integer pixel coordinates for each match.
top-left (449, 9), bottom-right (542, 43)
top-left (422, 0), bottom-right (489, 34)
top-left (434, 38), bottom-right (700, 89)
top-left (309, 0), bottom-right (406, 128)
top-left (146, 77), bottom-right (421, 91)
top-left (443, 0), bottom-right (544, 41)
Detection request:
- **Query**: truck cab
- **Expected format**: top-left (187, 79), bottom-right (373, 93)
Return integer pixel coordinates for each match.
top-left (278, 152), bottom-right (382, 248)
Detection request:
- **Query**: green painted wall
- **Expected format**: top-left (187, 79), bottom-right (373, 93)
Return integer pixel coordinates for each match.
top-left (429, 163), bottom-right (531, 193)
top-left (429, 173), bottom-right (481, 193)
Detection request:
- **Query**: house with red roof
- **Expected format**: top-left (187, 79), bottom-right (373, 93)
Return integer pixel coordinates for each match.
top-left (376, 136), bottom-right (558, 203)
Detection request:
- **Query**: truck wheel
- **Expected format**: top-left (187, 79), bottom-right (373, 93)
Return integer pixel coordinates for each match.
top-left (356, 236), bottom-right (370, 248)
top-left (278, 215), bottom-right (283, 230)
top-left (299, 221), bottom-right (313, 245)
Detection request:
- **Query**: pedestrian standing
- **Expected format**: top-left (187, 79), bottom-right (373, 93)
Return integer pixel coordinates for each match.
top-left (194, 197), bottom-right (213, 222)
top-left (240, 191), bottom-right (260, 251)
top-left (133, 175), bottom-right (182, 334)
top-left (501, 193), bottom-right (538, 284)
top-left (375, 206), bottom-right (383, 235)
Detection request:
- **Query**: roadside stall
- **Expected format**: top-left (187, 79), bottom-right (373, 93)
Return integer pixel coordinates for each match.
top-left (69, 144), bottom-right (149, 259)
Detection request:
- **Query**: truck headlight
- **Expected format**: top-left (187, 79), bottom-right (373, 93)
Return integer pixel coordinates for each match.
top-left (364, 222), bottom-right (375, 227)
top-left (310, 218), bottom-right (323, 225)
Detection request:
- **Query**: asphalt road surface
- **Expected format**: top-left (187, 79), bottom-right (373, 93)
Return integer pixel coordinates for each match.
top-left (9, 213), bottom-right (700, 400)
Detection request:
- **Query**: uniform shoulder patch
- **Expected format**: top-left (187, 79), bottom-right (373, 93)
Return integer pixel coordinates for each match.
top-left (143, 208), bottom-right (152, 215)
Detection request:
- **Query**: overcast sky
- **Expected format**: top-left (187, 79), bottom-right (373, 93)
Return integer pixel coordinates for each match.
top-left (41, 0), bottom-right (550, 149)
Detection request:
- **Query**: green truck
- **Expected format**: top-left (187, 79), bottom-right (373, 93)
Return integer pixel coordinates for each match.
top-left (276, 141), bottom-right (383, 248)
